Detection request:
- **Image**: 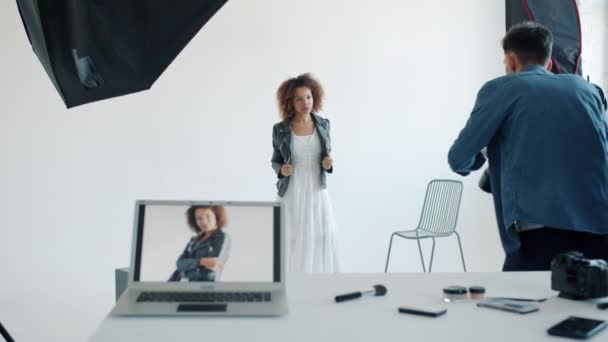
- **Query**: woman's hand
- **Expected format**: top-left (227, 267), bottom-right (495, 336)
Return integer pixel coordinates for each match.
top-left (280, 158), bottom-right (293, 177)
top-left (199, 257), bottom-right (221, 271)
top-left (322, 154), bottom-right (333, 170)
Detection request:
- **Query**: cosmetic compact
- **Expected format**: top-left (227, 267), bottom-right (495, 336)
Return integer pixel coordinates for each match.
top-left (443, 286), bottom-right (468, 302)
top-left (468, 286), bottom-right (486, 300)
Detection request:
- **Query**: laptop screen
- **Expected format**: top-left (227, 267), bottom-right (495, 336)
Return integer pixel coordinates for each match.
top-left (132, 201), bottom-right (281, 283)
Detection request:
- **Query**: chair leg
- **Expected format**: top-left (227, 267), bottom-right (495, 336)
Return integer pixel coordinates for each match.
top-left (416, 238), bottom-right (427, 272)
top-left (384, 233), bottom-right (397, 273)
top-left (454, 231), bottom-right (467, 272)
top-left (428, 238), bottom-right (436, 272)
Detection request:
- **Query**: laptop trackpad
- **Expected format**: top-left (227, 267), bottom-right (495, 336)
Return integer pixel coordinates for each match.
top-left (177, 304), bottom-right (227, 312)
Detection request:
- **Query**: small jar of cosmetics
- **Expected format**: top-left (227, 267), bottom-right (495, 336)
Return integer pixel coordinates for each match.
top-left (443, 286), bottom-right (468, 302)
top-left (468, 286), bottom-right (486, 300)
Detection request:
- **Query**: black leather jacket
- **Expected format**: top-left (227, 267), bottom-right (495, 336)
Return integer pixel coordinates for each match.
top-left (169, 230), bottom-right (230, 282)
top-left (271, 113), bottom-right (333, 197)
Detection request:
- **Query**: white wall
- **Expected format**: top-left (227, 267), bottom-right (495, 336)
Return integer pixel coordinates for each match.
top-left (579, 0), bottom-right (608, 91)
top-left (0, 1), bottom-right (605, 341)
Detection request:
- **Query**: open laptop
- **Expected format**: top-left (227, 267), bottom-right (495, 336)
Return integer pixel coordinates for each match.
top-left (111, 200), bottom-right (287, 316)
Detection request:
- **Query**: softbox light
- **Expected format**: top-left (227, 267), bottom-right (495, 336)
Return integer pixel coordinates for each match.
top-left (16, 0), bottom-right (228, 108)
top-left (506, 0), bottom-right (582, 75)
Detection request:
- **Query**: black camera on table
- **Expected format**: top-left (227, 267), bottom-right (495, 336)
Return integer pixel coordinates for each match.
top-left (551, 251), bottom-right (608, 300)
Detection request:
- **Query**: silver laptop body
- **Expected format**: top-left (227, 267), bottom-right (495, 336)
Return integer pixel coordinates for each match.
top-left (111, 200), bottom-right (287, 316)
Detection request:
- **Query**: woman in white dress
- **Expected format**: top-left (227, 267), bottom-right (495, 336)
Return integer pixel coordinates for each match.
top-left (271, 73), bottom-right (340, 273)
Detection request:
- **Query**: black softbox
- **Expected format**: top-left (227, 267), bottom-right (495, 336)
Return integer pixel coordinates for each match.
top-left (506, 0), bottom-right (582, 75)
top-left (16, 0), bottom-right (228, 108)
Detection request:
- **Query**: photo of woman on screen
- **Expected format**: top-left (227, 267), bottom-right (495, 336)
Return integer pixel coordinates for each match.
top-left (168, 205), bottom-right (231, 282)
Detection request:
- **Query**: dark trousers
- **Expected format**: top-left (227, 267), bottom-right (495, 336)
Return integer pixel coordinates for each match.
top-left (502, 227), bottom-right (608, 271)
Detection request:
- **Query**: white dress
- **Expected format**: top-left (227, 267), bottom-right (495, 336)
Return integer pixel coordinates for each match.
top-left (281, 129), bottom-right (341, 273)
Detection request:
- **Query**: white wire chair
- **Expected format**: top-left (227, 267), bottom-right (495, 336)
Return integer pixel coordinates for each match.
top-left (384, 179), bottom-right (466, 272)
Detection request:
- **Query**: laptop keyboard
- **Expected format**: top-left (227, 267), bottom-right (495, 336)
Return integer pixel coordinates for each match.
top-left (136, 291), bottom-right (272, 303)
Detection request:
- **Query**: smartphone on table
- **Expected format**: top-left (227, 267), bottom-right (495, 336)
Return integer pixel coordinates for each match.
top-left (398, 305), bottom-right (447, 317)
top-left (547, 316), bottom-right (607, 340)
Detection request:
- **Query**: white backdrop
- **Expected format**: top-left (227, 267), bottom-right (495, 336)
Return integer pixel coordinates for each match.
top-left (579, 0), bottom-right (608, 89)
top-left (0, 1), bottom-right (606, 341)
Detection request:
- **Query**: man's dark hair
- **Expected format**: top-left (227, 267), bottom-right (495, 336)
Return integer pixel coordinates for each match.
top-left (502, 21), bottom-right (553, 65)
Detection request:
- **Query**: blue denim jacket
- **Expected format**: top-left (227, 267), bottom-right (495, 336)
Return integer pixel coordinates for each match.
top-left (448, 65), bottom-right (608, 254)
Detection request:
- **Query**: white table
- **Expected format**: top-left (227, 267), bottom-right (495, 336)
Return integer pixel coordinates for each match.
top-left (89, 272), bottom-right (608, 341)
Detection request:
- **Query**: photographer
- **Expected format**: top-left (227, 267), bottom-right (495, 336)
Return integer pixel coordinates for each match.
top-left (448, 22), bottom-right (608, 271)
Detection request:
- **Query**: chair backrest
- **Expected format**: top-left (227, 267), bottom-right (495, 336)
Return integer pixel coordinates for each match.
top-left (417, 179), bottom-right (463, 235)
